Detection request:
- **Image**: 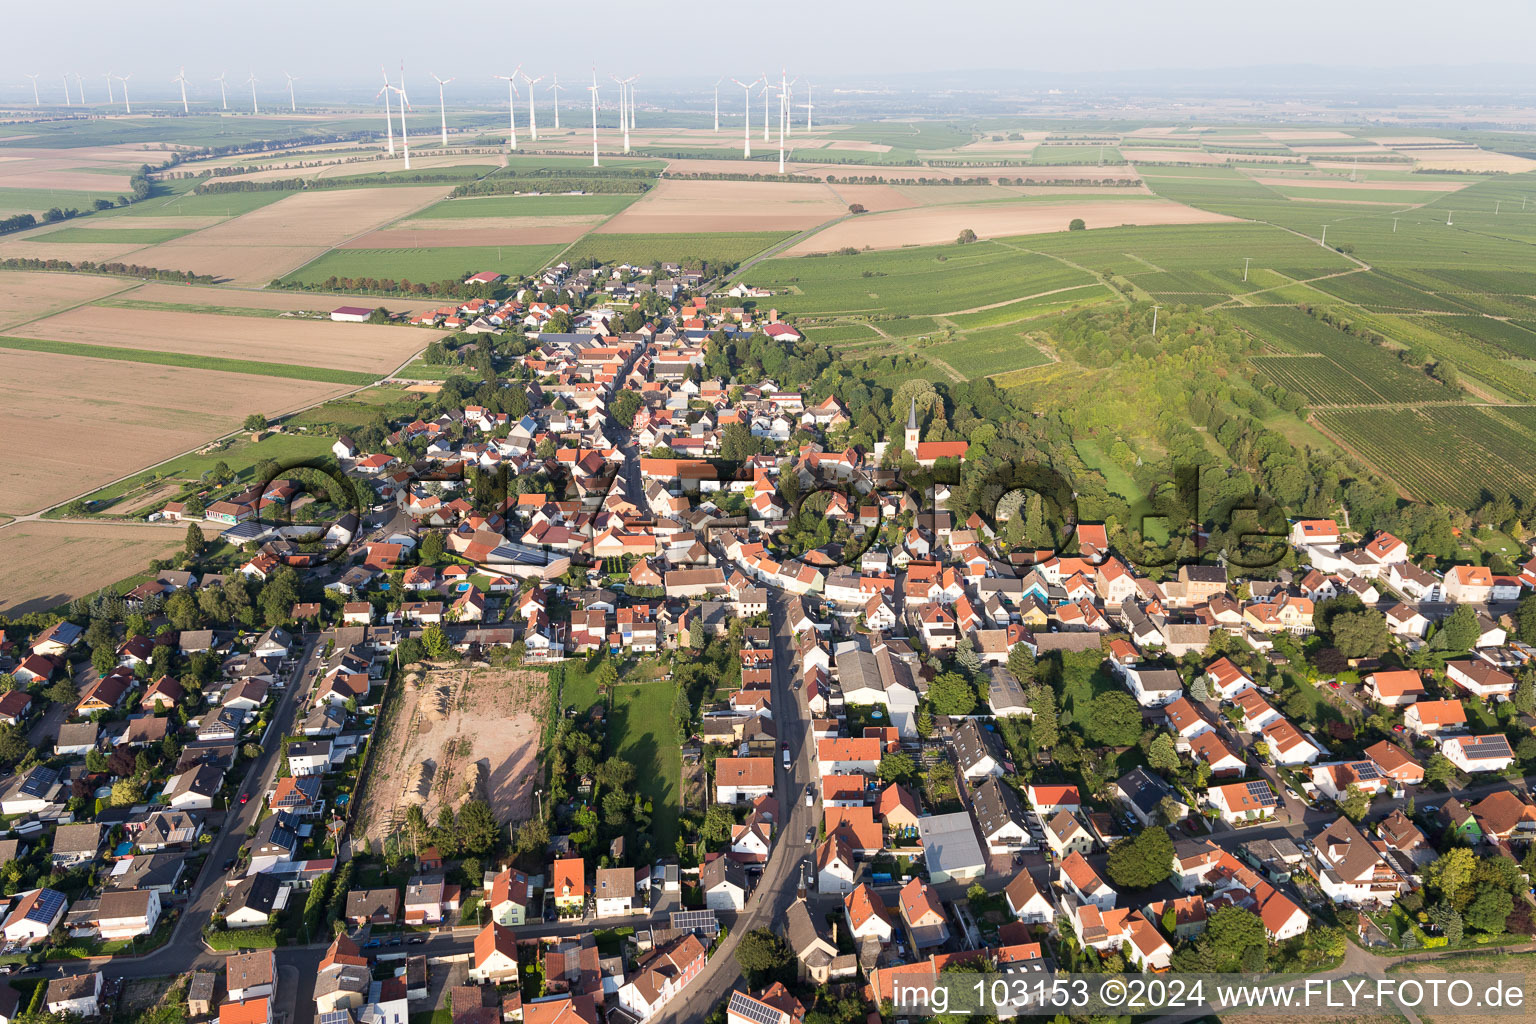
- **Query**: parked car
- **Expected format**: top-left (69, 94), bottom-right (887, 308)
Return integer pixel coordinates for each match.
top-left (805, 786), bottom-right (814, 807)
top-left (805, 827), bottom-right (814, 845)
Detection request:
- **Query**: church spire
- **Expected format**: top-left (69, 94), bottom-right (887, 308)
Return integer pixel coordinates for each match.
top-left (907, 396), bottom-right (918, 431)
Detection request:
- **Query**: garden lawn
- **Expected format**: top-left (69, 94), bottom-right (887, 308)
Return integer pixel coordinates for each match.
top-left (608, 679), bottom-right (681, 852)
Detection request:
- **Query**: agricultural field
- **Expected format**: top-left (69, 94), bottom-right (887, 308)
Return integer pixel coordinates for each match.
top-left (79, 430), bottom-right (340, 509)
top-left (12, 304), bottom-right (431, 375)
top-left (782, 197), bottom-right (1235, 254)
top-left (282, 244), bottom-right (564, 287)
top-left (926, 322), bottom-right (1053, 379)
top-left (0, 271), bottom-right (134, 331)
top-left (1314, 406), bottom-right (1536, 505)
top-left (1031, 145), bottom-right (1121, 165)
top-left (0, 187), bottom-right (119, 215)
top-left (801, 322), bottom-right (883, 346)
top-left (405, 194), bottom-right (640, 219)
top-left (596, 179), bottom-right (847, 233)
top-left (26, 226), bottom-right (193, 245)
top-left (0, 520), bottom-right (213, 617)
top-left (0, 346), bottom-right (350, 514)
top-left (113, 189), bottom-right (298, 218)
top-left (754, 239), bottom-right (1098, 317)
top-left (943, 284), bottom-right (1118, 328)
top-left (1231, 306), bottom-right (1455, 404)
top-left (559, 231), bottom-right (792, 269)
top-left (607, 678), bottom-right (683, 851)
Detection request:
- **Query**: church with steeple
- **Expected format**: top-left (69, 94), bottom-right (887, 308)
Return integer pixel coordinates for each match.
top-left (897, 396), bottom-right (969, 468)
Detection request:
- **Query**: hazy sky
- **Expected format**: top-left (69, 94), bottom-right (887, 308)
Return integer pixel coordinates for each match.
top-left (13, 0), bottom-right (1536, 100)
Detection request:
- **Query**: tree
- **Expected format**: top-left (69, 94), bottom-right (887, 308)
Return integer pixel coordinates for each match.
top-left (458, 799), bottom-right (500, 855)
top-left (1331, 610), bottom-right (1391, 659)
top-left (1028, 685), bottom-right (1058, 750)
top-left (110, 778), bottom-right (144, 807)
top-left (956, 228), bottom-right (977, 245)
top-left (422, 624), bottom-right (451, 660)
top-left (878, 751), bottom-right (916, 784)
top-left (1085, 691), bottom-right (1142, 748)
top-left (242, 413), bottom-right (267, 432)
top-left (1514, 673), bottom-right (1535, 717)
top-left (1104, 826), bottom-right (1174, 889)
top-left (1189, 674), bottom-right (1210, 701)
top-left (1464, 888), bottom-right (1513, 934)
top-left (734, 928), bottom-right (793, 986)
top-left (184, 523), bottom-right (205, 560)
top-left (1068, 218), bottom-right (1086, 231)
top-left (1431, 604), bottom-right (1479, 653)
top-left (1425, 848), bottom-right (1475, 902)
top-left (926, 671), bottom-right (978, 717)
top-left (1517, 591), bottom-right (1536, 645)
top-left (1424, 752), bottom-right (1456, 786)
top-left (46, 677), bottom-right (79, 707)
top-left (1147, 733), bottom-right (1181, 773)
top-left (1337, 784), bottom-right (1370, 822)
top-left (701, 804), bottom-right (735, 844)
top-left (419, 531), bottom-right (445, 564)
top-left (1007, 644), bottom-right (1036, 684)
top-left (0, 724), bottom-right (28, 768)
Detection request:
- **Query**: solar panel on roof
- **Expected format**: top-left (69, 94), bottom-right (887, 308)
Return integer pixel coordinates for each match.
top-left (29, 889), bottom-right (65, 923)
top-left (670, 909), bottom-right (720, 935)
top-left (1244, 780), bottom-right (1273, 802)
top-left (728, 992), bottom-right (782, 1024)
top-left (1353, 762), bottom-right (1383, 782)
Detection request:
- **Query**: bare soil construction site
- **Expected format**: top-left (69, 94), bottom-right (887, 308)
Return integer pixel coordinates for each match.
top-left (357, 665), bottom-right (546, 846)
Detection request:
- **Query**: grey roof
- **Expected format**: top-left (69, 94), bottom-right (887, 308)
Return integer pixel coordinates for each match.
top-left (107, 853), bottom-right (185, 891)
top-left (700, 856), bottom-right (747, 893)
top-left (952, 719), bottom-right (1004, 774)
top-left (916, 811), bottom-right (986, 873)
top-left (972, 776), bottom-right (1027, 839)
top-left (1116, 766), bottom-right (1171, 816)
top-left (52, 823), bottom-right (103, 856)
top-left (226, 872), bottom-right (281, 916)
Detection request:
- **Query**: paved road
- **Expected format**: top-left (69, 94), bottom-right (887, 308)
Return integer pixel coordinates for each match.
top-left (649, 590), bottom-right (813, 1024)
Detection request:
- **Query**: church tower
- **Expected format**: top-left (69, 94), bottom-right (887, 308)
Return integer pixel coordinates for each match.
top-left (904, 396), bottom-right (921, 451)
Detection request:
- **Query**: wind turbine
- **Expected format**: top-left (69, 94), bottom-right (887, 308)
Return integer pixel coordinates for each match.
top-left (246, 72), bottom-right (259, 115)
top-left (431, 74), bottom-right (453, 147)
top-left (548, 75), bottom-right (562, 130)
top-left (777, 70), bottom-right (789, 173)
top-left (521, 72), bottom-right (543, 141)
top-left (588, 71), bottom-right (599, 168)
top-left (102, 71), bottom-right (113, 107)
top-left (493, 68), bottom-right (522, 150)
top-left (611, 75), bottom-right (635, 154)
top-left (628, 77), bottom-right (638, 130)
top-left (172, 68), bottom-right (189, 114)
top-left (713, 77), bottom-right (723, 132)
top-left (731, 77), bottom-right (759, 158)
top-left (804, 81), bottom-right (814, 131)
top-left (377, 68), bottom-right (394, 155)
top-left (214, 72), bottom-right (228, 111)
top-left (24, 74), bottom-right (39, 106)
top-left (390, 77), bottom-right (412, 170)
top-left (115, 74), bottom-right (132, 114)
top-left (72, 73), bottom-right (85, 105)
top-left (761, 72), bottom-right (771, 141)
top-left (284, 71), bottom-right (299, 112)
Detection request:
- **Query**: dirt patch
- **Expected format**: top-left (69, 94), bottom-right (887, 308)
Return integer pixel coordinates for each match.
top-left (598, 177), bottom-right (846, 233)
top-left (0, 271), bottom-right (132, 330)
top-left (110, 481), bottom-right (183, 515)
top-left (784, 198), bottom-right (1238, 254)
top-left (359, 665), bottom-right (547, 844)
top-left (1130, 150), bottom-right (1307, 165)
top-left (833, 184), bottom-right (921, 212)
top-left (399, 214), bottom-right (608, 232)
top-left (0, 347), bottom-right (349, 514)
top-left (826, 141), bottom-right (892, 153)
top-left (0, 520), bottom-right (219, 616)
top-left (17, 304), bottom-right (430, 374)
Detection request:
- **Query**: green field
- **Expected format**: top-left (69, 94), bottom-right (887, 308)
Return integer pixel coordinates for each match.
top-left (558, 232), bottom-right (791, 269)
top-left (801, 322), bottom-right (882, 345)
top-left (944, 284), bottom-right (1118, 329)
top-left (1231, 306), bottom-right (1455, 404)
top-left (0, 335), bottom-right (378, 385)
top-left (755, 240), bottom-right (1097, 317)
top-left (1075, 440), bottom-right (1168, 543)
top-left (97, 298), bottom-right (285, 318)
top-left (826, 121), bottom-right (976, 151)
top-left (282, 244), bottom-right (564, 286)
top-left (406, 194), bottom-right (640, 219)
top-left (607, 679), bottom-right (681, 851)
top-left (32, 226), bottom-right (192, 244)
top-left (82, 431), bottom-right (340, 506)
top-left (1315, 406), bottom-right (1536, 506)
top-left (927, 322), bottom-right (1052, 378)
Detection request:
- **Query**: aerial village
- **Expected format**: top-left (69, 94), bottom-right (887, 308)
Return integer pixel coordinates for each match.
top-left (1, 258), bottom-right (1535, 1024)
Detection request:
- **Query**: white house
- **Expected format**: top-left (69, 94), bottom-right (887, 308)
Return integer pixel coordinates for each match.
top-left (45, 974), bottom-right (102, 1018)
top-left (1207, 781), bottom-right (1278, 823)
top-left (593, 868), bottom-right (636, 919)
top-left (844, 884), bottom-right (895, 943)
top-left (814, 836), bottom-right (858, 894)
top-left (714, 758), bottom-right (775, 804)
top-left (1124, 665), bottom-right (1183, 708)
top-left (1261, 717), bottom-right (1323, 765)
top-left (1403, 699), bottom-right (1467, 738)
top-left (1313, 817), bottom-right (1403, 906)
top-left (1445, 660), bottom-right (1515, 700)
top-left (1059, 851), bottom-right (1116, 910)
top-left (96, 888), bottom-right (161, 940)
top-left (1003, 869), bottom-right (1054, 924)
top-left (1441, 734), bottom-right (1516, 774)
